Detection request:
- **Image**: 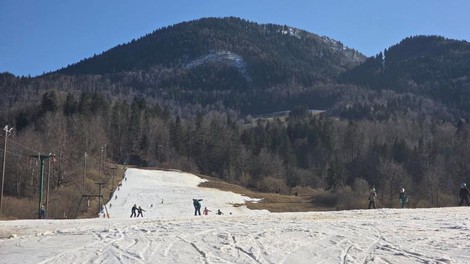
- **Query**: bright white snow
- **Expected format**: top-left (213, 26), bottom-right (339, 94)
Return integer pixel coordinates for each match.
top-left (1, 168), bottom-right (470, 264)
top-left (107, 168), bottom-right (267, 218)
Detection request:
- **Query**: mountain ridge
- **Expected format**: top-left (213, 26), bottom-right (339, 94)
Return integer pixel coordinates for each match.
top-left (340, 35), bottom-right (470, 114)
top-left (1, 18), bottom-right (470, 118)
top-left (57, 17), bottom-right (366, 81)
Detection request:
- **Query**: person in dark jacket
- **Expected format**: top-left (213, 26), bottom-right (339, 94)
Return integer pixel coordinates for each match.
top-left (137, 206), bottom-right (145, 217)
top-left (399, 188), bottom-right (408, 208)
top-left (130, 204), bottom-right (137, 218)
top-left (459, 183), bottom-right (470, 206)
top-left (39, 205), bottom-right (46, 219)
top-left (368, 188), bottom-right (377, 209)
top-left (193, 199), bottom-right (203, 216)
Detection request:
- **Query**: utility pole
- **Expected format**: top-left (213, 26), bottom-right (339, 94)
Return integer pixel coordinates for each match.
top-left (99, 146), bottom-right (104, 174)
top-left (46, 155), bottom-right (54, 215)
top-left (0, 125), bottom-right (13, 214)
top-left (83, 152), bottom-right (87, 188)
top-left (110, 166), bottom-right (116, 188)
top-left (58, 153), bottom-right (62, 187)
top-left (104, 144), bottom-right (107, 170)
top-left (157, 144), bottom-right (162, 165)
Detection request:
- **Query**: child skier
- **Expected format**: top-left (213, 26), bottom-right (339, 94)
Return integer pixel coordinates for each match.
top-left (203, 207), bottom-right (211, 215)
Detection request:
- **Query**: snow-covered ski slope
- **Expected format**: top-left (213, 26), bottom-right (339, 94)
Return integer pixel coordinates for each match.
top-left (106, 168), bottom-right (267, 218)
top-left (1, 168), bottom-right (470, 264)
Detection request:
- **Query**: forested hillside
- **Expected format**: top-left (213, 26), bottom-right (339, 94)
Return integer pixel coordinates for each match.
top-left (56, 17), bottom-right (364, 115)
top-left (340, 36), bottom-right (470, 117)
top-left (1, 17), bottom-right (470, 219)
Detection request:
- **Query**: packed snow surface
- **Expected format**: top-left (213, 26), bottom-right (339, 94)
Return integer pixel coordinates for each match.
top-left (1, 168), bottom-right (470, 263)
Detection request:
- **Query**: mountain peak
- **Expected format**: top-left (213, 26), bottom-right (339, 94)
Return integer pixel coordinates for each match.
top-left (57, 17), bottom-right (366, 80)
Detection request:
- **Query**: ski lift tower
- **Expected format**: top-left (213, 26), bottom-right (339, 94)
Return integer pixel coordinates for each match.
top-left (31, 153), bottom-right (56, 219)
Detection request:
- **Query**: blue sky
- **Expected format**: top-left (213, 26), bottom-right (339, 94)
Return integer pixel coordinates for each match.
top-left (1, 0), bottom-right (469, 77)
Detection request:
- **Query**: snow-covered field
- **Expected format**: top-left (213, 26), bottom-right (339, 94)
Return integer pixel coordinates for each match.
top-left (1, 168), bottom-right (470, 264)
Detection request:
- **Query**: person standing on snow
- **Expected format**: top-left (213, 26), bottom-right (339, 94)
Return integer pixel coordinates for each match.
top-left (193, 199), bottom-right (203, 216)
top-left (399, 188), bottom-right (408, 208)
top-left (39, 205), bottom-right (46, 219)
top-left (130, 204), bottom-right (137, 218)
top-left (368, 188), bottom-right (377, 209)
top-left (459, 183), bottom-right (470, 206)
top-left (137, 206), bottom-right (145, 217)
top-left (203, 207), bottom-right (211, 215)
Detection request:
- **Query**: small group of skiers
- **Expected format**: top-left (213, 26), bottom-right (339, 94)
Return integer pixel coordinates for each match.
top-left (130, 204), bottom-right (146, 217)
top-left (368, 183), bottom-right (470, 209)
top-left (128, 199), bottom-right (226, 218)
top-left (193, 198), bottom-right (225, 216)
top-left (368, 186), bottom-right (409, 209)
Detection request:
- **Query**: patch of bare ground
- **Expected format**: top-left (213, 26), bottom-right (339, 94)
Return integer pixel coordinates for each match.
top-left (196, 174), bottom-right (333, 212)
top-left (0, 215), bottom-right (18, 221)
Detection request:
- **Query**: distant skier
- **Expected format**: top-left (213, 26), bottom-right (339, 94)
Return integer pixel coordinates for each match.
top-left (399, 188), bottom-right (408, 208)
top-left (368, 188), bottom-right (377, 209)
top-left (38, 205), bottom-right (46, 219)
top-left (203, 207), bottom-right (211, 215)
top-left (193, 199), bottom-right (203, 216)
top-left (137, 206), bottom-right (145, 217)
top-left (217, 209), bottom-right (224, 215)
top-left (130, 204), bottom-right (137, 218)
top-left (459, 183), bottom-right (470, 206)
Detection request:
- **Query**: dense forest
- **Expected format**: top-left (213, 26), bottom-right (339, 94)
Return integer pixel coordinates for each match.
top-left (1, 17), bottom-right (470, 219)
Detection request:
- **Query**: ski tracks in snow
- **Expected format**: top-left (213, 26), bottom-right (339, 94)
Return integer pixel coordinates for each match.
top-left (1, 209), bottom-right (470, 263)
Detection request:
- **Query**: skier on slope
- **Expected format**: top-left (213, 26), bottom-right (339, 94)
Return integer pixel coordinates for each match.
top-left (38, 205), bottom-right (46, 219)
top-left (130, 204), bottom-right (138, 218)
top-left (137, 206), bottom-right (146, 217)
top-left (193, 199), bottom-right (203, 216)
top-left (399, 188), bottom-right (408, 208)
top-left (368, 188), bottom-right (377, 209)
top-left (203, 207), bottom-right (211, 215)
top-left (459, 183), bottom-right (470, 206)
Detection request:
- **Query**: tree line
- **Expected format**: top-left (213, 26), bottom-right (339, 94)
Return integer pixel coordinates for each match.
top-left (1, 90), bottom-right (468, 219)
